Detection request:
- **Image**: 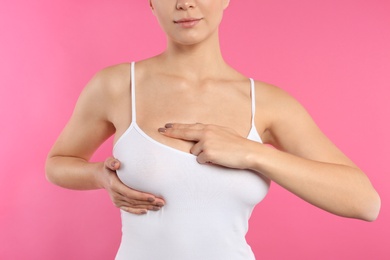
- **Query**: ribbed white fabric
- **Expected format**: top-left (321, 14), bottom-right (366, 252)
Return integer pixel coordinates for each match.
top-left (113, 62), bottom-right (270, 260)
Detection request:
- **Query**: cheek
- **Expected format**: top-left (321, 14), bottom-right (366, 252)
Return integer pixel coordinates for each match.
top-left (206, 0), bottom-right (226, 11)
top-left (204, 2), bottom-right (225, 21)
top-left (151, 2), bottom-right (170, 21)
top-left (153, 10), bottom-right (171, 29)
top-left (205, 10), bottom-right (224, 27)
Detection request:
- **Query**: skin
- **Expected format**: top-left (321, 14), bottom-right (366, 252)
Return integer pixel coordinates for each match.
top-left (46, 0), bottom-right (380, 220)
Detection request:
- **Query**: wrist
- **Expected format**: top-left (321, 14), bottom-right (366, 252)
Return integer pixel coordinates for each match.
top-left (92, 161), bottom-right (107, 189)
top-left (245, 142), bottom-right (269, 173)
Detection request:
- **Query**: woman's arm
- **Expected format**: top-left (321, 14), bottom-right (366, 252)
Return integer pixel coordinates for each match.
top-left (254, 83), bottom-right (380, 221)
top-left (45, 67), bottom-right (164, 214)
top-left (46, 68), bottom-right (117, 189)
top-left (157, 83), bottom-right (380, 221)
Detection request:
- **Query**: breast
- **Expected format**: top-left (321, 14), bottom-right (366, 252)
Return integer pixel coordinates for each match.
top-left (113, 125), bottom-right (270, 210)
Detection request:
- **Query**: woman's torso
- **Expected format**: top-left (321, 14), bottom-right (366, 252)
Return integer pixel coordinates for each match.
top-left (112, 60), bottom-right (270, 259)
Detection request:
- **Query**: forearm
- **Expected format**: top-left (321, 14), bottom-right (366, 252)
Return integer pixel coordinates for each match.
top-left (247, 144), bottom-right (381, 221)
top-left (45, 156), bottom-right (104, 190)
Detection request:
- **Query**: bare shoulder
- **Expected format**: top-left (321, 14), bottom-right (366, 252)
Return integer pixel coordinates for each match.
top-left (74, 63), bottom-right (131, 121)
top-left (253, 80), bottom-right (305, 130)
top-left (86, 63), bottom-right (130, 98)
top-left (253, 80), bottom-right (298, 108)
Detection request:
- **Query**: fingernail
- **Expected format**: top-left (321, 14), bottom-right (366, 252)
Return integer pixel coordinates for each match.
top-left (111, 161), bottom-right (116, 167)
top-left (152, 206), bottom-right (161, 211)
top-left (165, 123), bottom-right (173, 128)
top-left (147, 197), bottom-right (155, 202)
top-left (140, 210), bottom-right (147, 214)
top-left (156, 202), bottom-right (164, 207)
top-left (158, 128), bottom-right (166, 133)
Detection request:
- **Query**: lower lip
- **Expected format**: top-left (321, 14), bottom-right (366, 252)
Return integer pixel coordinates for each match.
top-left (175, 19), bottom-right (201, 28)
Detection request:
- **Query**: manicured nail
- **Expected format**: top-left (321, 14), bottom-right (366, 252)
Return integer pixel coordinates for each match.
top-left (158, 128), bottom-right (166, 133)
top-left (140, 210), bottom-right (147, 214)
top-left (111, 161), bottom-right (117, 168)
top-left (156, 202), bottom-right (164, 207)
top-left (165, 123), bottom-right (173, 128)
top-left (152, 206), bottom-right (161, 211)
top-left (147, 197), bottom-right (155, 202)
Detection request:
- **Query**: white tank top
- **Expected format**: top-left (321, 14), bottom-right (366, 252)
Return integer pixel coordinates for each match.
top-left (113, 62), bottom-right (270, 260)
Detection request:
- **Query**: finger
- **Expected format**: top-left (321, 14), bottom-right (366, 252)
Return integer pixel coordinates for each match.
top-left (120, 206), bottom-right (148, 215)
top-left (104, 157), bottom-right (120, 170)
top-left (119, 196), bottom-right (165, 208)
top-left (112, 193), bottom-right (164, 210)
top-left (158, 123), bottom-right (203, 141)
top-left (165, 123), bottom-right (205, 129)
top-left (117, 186), bottom-right (165, 206)
top-left (196, 151), bottom-right (212, 165)
top-left (116, 199), bottom-right (162, 211)
top-left (152, 197), bottom-right (165, 207)
top-left (189, 141), bottom-right (203, 156)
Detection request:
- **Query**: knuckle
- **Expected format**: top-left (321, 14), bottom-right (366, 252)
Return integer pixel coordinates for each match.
top-left (202, 140), bottom-right (213, 150)
top-left (203, 149), bottom-right (215, 160)
top-left (112, 193), bottom-right (121, 200)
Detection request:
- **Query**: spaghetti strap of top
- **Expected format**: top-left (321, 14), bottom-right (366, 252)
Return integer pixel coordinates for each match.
top-left (131, 62), bottom-right (136, 123)
top-left (249, 78), bottom-right (256, 127)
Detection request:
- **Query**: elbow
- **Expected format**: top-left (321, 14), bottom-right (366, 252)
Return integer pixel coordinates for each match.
top-left (365, 194), bottom-right (381, 222)
top-left (45, 161), bottom-right (53, 183)
top-left (45, 156), bottom-right (57, 185)
top-left (356, 190), bottom-right (381, 222)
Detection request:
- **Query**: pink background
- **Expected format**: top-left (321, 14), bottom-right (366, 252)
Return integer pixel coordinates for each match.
top-left (1, 0), bottom-right (389, 259)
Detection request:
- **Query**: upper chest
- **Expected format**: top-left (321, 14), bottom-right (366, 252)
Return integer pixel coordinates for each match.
top-left (112, 71), bottom-right (270, 146)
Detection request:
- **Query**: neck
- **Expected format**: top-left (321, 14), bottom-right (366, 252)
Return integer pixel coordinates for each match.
top-left (158, 31), bottom-right (229, 80)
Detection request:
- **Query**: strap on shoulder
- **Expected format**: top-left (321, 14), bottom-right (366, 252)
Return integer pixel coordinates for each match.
top-left (131, 62), bottom-right (136, 122)
top-left (249, 78), bottom-right (256, 126)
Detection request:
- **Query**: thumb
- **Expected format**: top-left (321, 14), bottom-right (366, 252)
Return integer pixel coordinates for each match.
top-left (105, 157), bottom-right (121, 170)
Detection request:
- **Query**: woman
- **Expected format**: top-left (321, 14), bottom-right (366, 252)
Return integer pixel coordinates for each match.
top-left (45, 0), bottom-right (380, 259)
